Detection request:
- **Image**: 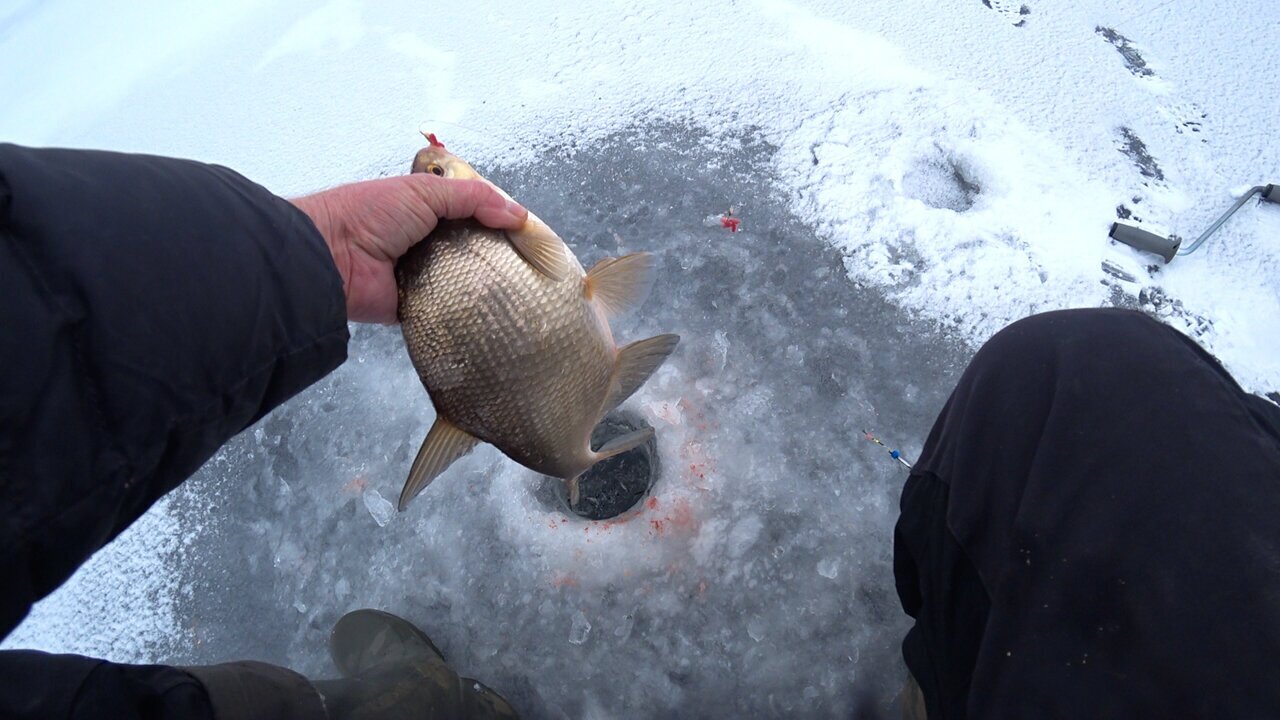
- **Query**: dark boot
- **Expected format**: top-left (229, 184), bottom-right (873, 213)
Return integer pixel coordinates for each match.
top-left (314, 609), bottom-right (517, 719)
top-left (329, 609), bottom-right (446, 676)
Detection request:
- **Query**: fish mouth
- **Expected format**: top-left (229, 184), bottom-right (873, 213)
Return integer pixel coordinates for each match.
top-left (551, 412), bottom-right (659, 520)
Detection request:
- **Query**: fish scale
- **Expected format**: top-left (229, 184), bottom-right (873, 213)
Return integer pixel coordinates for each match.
top-left (400, 221), bottom-right (611, 474)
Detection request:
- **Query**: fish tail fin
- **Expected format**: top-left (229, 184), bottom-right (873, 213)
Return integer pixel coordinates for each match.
top-left (584, 252), bottom-right (658, 317)
top-left (398, 417), bottom-right (480, 511)
top-left (603, 334), bottom-right (680, 411)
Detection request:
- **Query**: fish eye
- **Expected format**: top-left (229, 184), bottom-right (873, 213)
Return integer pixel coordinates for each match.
top-left (427, 164), bottom-right (445, 176)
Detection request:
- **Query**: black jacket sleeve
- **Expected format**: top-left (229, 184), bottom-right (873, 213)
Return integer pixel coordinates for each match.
top-left (0, 651), bottom-right (327, 720)
top-left (0, 143), bottom-right (349, 638)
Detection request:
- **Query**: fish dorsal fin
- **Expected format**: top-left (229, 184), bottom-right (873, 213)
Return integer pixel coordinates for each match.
top-left (584, 252), bottom-right (658, 317)
top-left (398, 417), bottom-right (481, 511)
top-left (603, 334), bottom-right (680, 411)
top-left (506, 213), bottom-right (570, 282)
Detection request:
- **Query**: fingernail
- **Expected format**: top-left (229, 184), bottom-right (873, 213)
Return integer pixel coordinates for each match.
top-left (504, 198), bottom-right (527, 220)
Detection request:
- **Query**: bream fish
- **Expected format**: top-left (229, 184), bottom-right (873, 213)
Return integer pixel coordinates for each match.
top-left (394, 134), bottom-right (679, 510)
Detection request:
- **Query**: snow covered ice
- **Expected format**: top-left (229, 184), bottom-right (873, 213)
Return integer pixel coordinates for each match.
top-left (3, 0), bottom-right (1278, 717)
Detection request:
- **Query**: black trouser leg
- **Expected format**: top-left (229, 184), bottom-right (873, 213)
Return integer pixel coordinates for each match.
top-left (894, 309), bottom-right (1280, 720)
top-left (894, 473), bottom-right (989, 720)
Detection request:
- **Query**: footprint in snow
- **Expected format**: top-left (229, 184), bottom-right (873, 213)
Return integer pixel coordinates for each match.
top-left (1100, 26), bottom-right (1214, 247)
top-left (1096, 27), bottom-right (1210, 141)
top-left (1096, 26), bottom-right (1156, 79)
top-left (982, 0), bottom-right (1030, 27)
top-left (1159, 101), bottom-right (1209, 144)
top-left (1116, 127), bottom-right (1164, 185)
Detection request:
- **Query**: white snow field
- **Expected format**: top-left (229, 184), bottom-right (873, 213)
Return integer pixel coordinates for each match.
top-left (3, 0), bottom-right (1278, 717)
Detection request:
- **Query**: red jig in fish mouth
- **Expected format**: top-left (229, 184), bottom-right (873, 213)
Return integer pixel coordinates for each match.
top-left (426, 133), bottom-right (446, 149)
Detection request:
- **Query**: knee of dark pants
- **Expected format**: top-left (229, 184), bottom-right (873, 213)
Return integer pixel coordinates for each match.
top-left (970, 308), bottom-right (1192, 387)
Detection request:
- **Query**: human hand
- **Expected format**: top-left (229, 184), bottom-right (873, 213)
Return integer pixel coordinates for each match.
top-left (291, 175), bottom-right (528, 324)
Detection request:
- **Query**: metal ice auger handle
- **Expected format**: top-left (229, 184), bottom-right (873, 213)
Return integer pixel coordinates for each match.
top-left (1109, 184), bottom-right (1279, 262)
top-left (1179, 183), bottom-right (1279, 255)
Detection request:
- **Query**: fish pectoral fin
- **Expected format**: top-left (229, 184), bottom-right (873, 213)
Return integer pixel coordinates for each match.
top-left (604, 334), bottom-right (681, 411)
top-left (506, 215), bottom-right (570, 282)
top-left (584, 252), bottom-right (658, 317)
top-left (595, 427), bottom-right (654, 461)
top-left (398, 417), bottom-right (480, 511)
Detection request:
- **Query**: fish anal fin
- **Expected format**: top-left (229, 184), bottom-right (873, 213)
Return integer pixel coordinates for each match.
top-left (584, 253), bottom-right (657, 317)
top-left (568, 475), bottom-right (582, 508)
top-left (594, 427), bottom-right (654, 461)
top-left (506, 214), bottom-right (570, 282)
top-left (398, 417), bottom-right (480, 511)
top-left (603, 334), bottom-right (680, 411)
top-left (568, 427), bottom-right (657, 508)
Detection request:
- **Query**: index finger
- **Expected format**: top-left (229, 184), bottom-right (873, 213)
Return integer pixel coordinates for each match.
top-left (410, 175), bottom-right (528, 229)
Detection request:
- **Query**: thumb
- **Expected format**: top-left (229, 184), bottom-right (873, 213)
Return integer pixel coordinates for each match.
top-left (410, 175), bottom-right (528, 230)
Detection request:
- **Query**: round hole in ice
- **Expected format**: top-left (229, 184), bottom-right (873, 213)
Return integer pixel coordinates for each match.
top-left (552, 411), bottom-right (658, 520)
top-left (901, 149), bottom-right (982, 212)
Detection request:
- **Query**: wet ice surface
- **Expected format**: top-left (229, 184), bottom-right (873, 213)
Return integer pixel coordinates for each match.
top-left (160, 127), bottom-right (967, 717)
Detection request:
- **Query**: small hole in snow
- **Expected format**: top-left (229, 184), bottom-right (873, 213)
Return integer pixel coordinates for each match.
top-left (901, 150), bottom-right (982, 212)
